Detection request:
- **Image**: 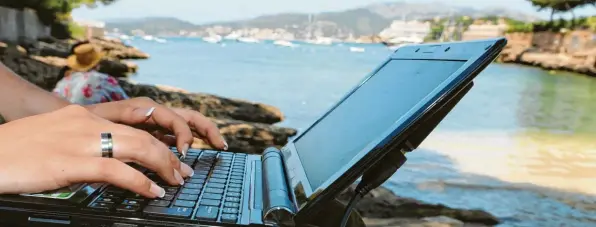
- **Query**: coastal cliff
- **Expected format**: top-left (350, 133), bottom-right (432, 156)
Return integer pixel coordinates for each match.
top-left (498, 30), bottom-right (596, 77)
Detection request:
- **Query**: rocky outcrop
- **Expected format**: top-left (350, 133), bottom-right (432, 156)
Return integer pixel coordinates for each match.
top-left (339, 186), bottom-right (500, 226)
top-left (0, 44), bottom-right (297, 153)
top-left (498, 45), bottom-right (596, 77)
top-left (499, 31), bottom-right (596, 77)
top-left (89, 37), bottom-right (150, 60)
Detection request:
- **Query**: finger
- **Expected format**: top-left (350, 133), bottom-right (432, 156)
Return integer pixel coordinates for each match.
top-left (147, 106), bottom-right (194, 157)
top-left (64, 157), bottom-right (165, 198)
top-left (106, 126), bottom-right (185, 186)
top-left (188, 114), bottom-right (228, 150)
top-left (151, 130), bottom-right (177, 147)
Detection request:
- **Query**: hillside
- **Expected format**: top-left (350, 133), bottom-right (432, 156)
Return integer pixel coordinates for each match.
top-left (105, 1), bottom-right (540, 37)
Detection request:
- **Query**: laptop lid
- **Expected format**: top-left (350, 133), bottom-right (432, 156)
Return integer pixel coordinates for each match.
top-left (280, 38), bottom-right (507, 214)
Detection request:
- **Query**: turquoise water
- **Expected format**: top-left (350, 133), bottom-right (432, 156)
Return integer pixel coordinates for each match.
top-left (128, 37), bottom-right (596, 226)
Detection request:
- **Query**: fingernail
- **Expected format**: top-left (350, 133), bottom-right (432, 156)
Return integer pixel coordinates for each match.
top-left (150, 182), bottom-right (165, 198)
top-left (180, 162), bottom-right (194, 177)
top-left (145, 107), bottom-right (156, 117)
top-left (173, 169), bottom-right (184, 185)
top-left (179, 143), bottom-right (189, 158)
top-left (222, 136), bottom-right (229, 150)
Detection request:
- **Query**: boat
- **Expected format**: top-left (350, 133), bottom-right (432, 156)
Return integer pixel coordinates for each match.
top-left (349, 47), bottom-right (365, 52)
top-left (237, 37), bottom-right (260, 43)
top-left (202, 35), bottom-right (222, 44)
top-left (273, 40), bottom-right (298, 47)
top-left (142, 35), bottom-right (154, 41)
top-left (154, 37), bottom-right (167, 43)
top-left (305, 37), bottom-right (334, 45)
top-left (223, 33), bottom-right (240, 41)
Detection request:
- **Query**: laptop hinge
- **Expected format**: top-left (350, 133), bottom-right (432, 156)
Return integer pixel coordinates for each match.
top-left (261, 147), bottom-right (296, 226)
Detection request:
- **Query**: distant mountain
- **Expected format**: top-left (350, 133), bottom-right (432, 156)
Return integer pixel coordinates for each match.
top-left (105, 17), bottom-right (197, 35)
top-left (105, 1), bottom-right (541, 37)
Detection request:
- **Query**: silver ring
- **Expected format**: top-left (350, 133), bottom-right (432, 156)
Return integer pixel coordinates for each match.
top-left (100, 132), bottom-right (113, 158)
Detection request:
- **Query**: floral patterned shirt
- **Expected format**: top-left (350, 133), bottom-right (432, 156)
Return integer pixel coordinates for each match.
top-left (53, 71), bottom-right (130, 105)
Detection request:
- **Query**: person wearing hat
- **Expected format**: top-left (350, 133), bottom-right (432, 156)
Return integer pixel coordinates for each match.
top-left (53, 42), bottom-right (130, 105)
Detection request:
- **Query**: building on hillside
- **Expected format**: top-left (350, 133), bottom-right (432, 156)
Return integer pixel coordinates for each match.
top-left (462, 19), bottom-right (508, 41)
top-left (74, 20), bottom-right (106, 39)
top-left (379, 20), bottom-right (432, 43)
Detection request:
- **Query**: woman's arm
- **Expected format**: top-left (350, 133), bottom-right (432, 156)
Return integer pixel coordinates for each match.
top-left (0, 61), bottom-right (70, 121)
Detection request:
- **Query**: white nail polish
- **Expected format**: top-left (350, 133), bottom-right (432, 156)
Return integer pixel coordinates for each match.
top-left (145, 107), bottom-right (156, 117)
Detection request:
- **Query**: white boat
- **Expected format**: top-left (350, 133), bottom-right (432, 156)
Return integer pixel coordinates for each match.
top-left (305, 37), bottom-right (334, 45)
top-left (237, 37), bottom-right (260, 43)
top-left (203, 35), bottom-right (222, 44)
top-left (349, 47), bottom-right (365, 52)
top-left (154, 37), bottom-right (167, 43)
top-left (142, 35), bottom-right (154, 41)
top-left (273, 40), bottom-right (298, 47)
top-left (223, 33), bottom-right (240, 41)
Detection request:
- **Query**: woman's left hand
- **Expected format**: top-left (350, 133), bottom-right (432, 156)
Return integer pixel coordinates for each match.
top-left (85, 97), bottom-right (227, 157)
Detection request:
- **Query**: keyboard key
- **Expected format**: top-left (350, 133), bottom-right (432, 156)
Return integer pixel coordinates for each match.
top-left (116, 204), bottom-right (140, 212)
top-left (121, 200), bottom-right (141, 206)
top-left (207, 183), bottom-right (225, 189)
top-left (223, 208), bottom-right (238, 214)
top-left (224, 202), bottom-right (239, 208)
top-left (209, 178), bottom-right (226, 184)
top-left (144, 206), bottom-right (192, 218)
top-left (88, 202), bottom-right (112, 210)
top-left (227, 192), bottom-right (241, 198)
top-left (148, 200), bottom-right (171, 207)
top-left (199, 199), bottom-right (221, 206)
top-left (195, 206), bottom-right (219, 221)
top-left (225, 197), bottom-right (241, 203)
top-left (177, 194), bottom-right (198, 201)
top-left (230, 179), bottom-right (243, 184)
top-left (202, 193), bottom-right (222, 200)
top-left (211, 174), bottom-right (228, 179)
top-left (227, 187), bottom-right (241, 193)
top-left (230, 175), bottom-right (243, 180)
top-left (96, 197), bottom-right (116, 203)
top-left (230, 183), bottom-right (242, 188)
top-left (174, 200), bottom-right (196, 208)
top-left (164, 187), bottom-right (179, 194)
top-left (163, 194), bottom-right (175, 201)
top-left (214, 167), bottom-right (230, 172)
top-left (205, 188), bottom-right (224, 194)
top-left (186, 178), bottom-right (205, 184)
top-left (181, 188), bottom-right (201, 195)
top-left (221, 214), bottom-right (238, 223)
top-left (183, 183), bottom-right (202, 189)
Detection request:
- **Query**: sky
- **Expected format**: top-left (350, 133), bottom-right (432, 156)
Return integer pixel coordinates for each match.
top-left (72, 0), bottom-right (596, 24)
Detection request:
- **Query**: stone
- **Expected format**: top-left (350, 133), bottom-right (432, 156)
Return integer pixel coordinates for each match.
top-left (337, 185), bottom-right (500, 226)
top-left (119, 80), bottom-right (286, 124)
top-left (89, 37), bottom-right (150, 60)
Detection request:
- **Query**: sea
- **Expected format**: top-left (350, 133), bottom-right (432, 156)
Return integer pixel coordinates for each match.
top-left (126, 37), bottom-right (596, 227)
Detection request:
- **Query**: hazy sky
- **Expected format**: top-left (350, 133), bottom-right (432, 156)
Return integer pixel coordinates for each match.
top-left (72, 0), bottom-right (596, 24)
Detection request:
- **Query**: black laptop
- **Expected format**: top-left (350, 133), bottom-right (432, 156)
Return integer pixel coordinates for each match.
top-left (0, 38), bottom-right (506, 227)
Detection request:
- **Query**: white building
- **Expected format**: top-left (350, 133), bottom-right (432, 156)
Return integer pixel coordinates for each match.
top-left (379, 20), bottom-right (432, 43)
top-left (74, 19), bottom-right (106, 39)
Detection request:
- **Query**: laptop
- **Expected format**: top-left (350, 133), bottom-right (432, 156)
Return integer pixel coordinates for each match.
top-left (0, 38), bottom-right (506, 227)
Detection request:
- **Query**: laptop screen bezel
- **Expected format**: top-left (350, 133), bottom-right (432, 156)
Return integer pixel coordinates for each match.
top-left (280, 38), bottom-right (507, 213)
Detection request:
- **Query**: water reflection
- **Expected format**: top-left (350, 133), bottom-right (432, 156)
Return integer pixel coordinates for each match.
top-left (516, 69), bottom-right (596, 134)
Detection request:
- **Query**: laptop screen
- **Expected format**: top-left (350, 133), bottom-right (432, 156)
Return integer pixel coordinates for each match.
top-left (294, 59), bottom-right (466, 189)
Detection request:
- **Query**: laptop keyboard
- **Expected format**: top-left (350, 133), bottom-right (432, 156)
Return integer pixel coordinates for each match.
top-left (86, 149), bottom-right (248, 224)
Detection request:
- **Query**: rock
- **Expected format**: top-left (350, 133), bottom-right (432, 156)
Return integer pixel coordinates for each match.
top-left (337, 186), bottom-right (500, 226)
top-left (119, 80), bottom-right (286, 124)
top-left (498, 41), bottom-right (596, 77)
top-left (364, 217), bottom-right (486, 227)
top-left (190, 118), bottom-right (297, 154)
top-left (89, 37), bottom-right (150, 60)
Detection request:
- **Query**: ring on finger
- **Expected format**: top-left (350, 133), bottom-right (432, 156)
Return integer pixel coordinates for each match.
top-left (101, 132), bottom-right (114, 158)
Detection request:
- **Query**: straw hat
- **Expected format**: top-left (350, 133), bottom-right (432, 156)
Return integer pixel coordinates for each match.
top-left (66, 43), bottom-right (105, 72)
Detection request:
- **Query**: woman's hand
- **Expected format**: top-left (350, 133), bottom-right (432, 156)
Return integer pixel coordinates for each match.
top-left (0, 105), bottom-right (193, 198)
top-left (85, 97), bottom-right (227, 157)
